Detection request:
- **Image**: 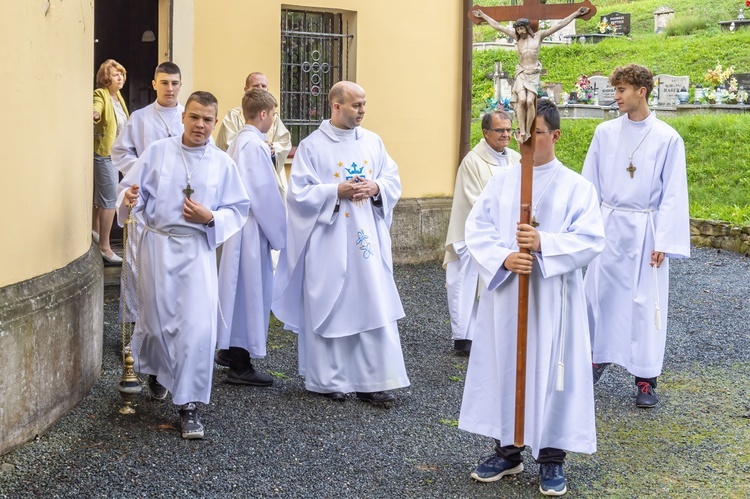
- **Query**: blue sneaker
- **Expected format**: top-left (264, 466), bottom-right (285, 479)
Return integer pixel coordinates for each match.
top-left (470, 454), bottom-right (523, 482)
top-left (539, 463), bottom-right (567, 496)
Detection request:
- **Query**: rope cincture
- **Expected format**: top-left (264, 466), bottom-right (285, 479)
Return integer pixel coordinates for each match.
top-left (121, 205), bottom-right (143, 376)
top-left (600, 202), bottom-right (661, 330)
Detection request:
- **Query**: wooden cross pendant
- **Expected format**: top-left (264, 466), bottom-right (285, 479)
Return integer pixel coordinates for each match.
top-left (530, 216), bottom-right (540, 228)
top-left (626, 163), bottom-right (636, 179)
top-left (183, 183), bottom-right (195, 199)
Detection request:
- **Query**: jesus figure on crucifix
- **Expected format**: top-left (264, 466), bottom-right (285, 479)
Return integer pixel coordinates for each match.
top-left (473, 7), bottom-right (589, 143)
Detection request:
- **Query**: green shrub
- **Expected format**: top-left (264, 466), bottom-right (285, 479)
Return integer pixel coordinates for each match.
top-left (665, 17), bottom-right (709, 36)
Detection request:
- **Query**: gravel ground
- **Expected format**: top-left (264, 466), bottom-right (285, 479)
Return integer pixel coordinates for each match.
top-left (1, 246), bottom-right (749, 498)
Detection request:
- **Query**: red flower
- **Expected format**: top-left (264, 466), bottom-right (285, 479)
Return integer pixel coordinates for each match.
top-left (747, 0), bottom-right (749, 7)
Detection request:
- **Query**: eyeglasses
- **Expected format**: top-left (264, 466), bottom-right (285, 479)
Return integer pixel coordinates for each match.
top-left (491, 128), bottom-right (514, 134)
top-left (535, 129), bottom-right (557, 135)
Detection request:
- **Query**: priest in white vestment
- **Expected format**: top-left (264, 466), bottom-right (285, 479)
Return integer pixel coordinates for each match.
top-left (117, 92), bottom-right (250, 440)
top-left (215, 72), bottom-right (292, 199)
top-left (459, 101), bottom-right (605, 496)
top-left (272, 81), bottom-right (409, 405)
top-left (444, 110), bottom-right (521, 354)
top-left (582, 65), bottom-right (690, 409)
top-left (111, 64), bottom-right (184, 400)
top-left (217, 89), bottom-right (286, 387)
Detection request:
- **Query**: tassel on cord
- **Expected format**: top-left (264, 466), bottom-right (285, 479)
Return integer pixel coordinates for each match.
top-left (653, 265), bottom-right (661, 330)
top-left (649, 212), bottom-right (662, 331)
top-left (556, 275), bottom-right (567, 392)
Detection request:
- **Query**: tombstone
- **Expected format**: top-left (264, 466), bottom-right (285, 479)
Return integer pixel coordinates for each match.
top-left (491, 61), bottom-right (513, 103)
top-left (730, 73), bottom-right (750, 89)
top-left (542, 18), bottom-right (578, 42)
top-left (589, 75), bottom-right (616, 105)
top-left (541, 82), bottom-right (564, 104)
top-left (603, 12), bottom-right (631, 35)
top-left (654, 6), bottom-right (675, 33)
top-left (656, 74), bottom-right (690, 106)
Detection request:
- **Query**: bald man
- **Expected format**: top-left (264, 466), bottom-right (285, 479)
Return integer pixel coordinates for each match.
top-left (272, 81), bottom-right (409, 406)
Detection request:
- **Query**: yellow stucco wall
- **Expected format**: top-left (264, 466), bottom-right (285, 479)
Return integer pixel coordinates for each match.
top-left (192, 0), bottom-right (463, 199)
top-left (0, 0), bottom-right (462, 286)
top-left (0, 1), bottom-right (93, 287)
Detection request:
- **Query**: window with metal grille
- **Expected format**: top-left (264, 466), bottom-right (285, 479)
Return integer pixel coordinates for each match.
top-left (280, 9), bottom-right (353, 145)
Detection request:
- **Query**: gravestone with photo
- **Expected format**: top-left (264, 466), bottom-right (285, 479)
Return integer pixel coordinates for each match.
top-left (656, 74), bottom-right (690, 106)
top-left (589, 75), bottom-right (616, 105)
top-left (602, 12), bottom-right (631, 35)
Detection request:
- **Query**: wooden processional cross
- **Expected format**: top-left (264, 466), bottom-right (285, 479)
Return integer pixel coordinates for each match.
top-left (468, 0), bottom-right (596, 448)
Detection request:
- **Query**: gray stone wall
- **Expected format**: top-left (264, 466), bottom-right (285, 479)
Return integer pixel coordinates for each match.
top-left (391, 199), bottom-right (750, 263)
top-left (391, 198), bottom-right (452, 264)
top-left (691, 219), bottom-right (750, 255)
top-left (0, 245), bottom-right (103, 456)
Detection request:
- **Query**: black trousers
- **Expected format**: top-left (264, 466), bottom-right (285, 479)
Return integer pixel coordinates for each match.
top-left (229, 347), bottom-right (252, 371)
top-left (494, 440), bottom-right (566, 465)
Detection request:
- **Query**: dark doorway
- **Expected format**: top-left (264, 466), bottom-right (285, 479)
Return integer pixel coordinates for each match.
top-left (94, 0), bottom-right (159, 112)
top-left (94, 0), bottom-right (159, 244)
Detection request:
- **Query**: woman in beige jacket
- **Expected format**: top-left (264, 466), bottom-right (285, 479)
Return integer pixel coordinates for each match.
top-left (92, 59), bottom-right (129, 263)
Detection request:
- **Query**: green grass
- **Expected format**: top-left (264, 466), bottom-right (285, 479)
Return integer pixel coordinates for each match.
top-left (438, 418), bottom-right (459, 427)
top-left (471, 0), bottom-right (749, 111)
top-left (468, 1), bottom-right (750, 224)
top-left (472, 0), bottom-right (738, 38)
top-left (574, 363), bottom-right (750, 497)
top-left (470, 114), bottom-right (750, 225)
top-left (472, 30), bottom-right (750, 112)
top-left (664, 16), bottom-right (709, 36)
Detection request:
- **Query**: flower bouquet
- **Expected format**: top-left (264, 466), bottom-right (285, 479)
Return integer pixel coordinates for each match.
top-left (704, 63), bottom-right (735, 88)
top-left (597, 21), bottom-right (616, 34)
top-left (572, 74), bottom-right (595, 104)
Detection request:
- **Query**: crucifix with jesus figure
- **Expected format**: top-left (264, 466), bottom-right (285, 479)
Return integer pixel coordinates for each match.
top-left (467, 0), bottom-right (596, 448)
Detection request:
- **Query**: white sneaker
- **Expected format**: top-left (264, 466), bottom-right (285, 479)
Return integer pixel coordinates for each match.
top-left (92, 230), bottom-right (100, 244)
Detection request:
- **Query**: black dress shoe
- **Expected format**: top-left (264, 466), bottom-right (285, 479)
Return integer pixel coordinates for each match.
top-left (214, 349), bottom-right (230, 367)
top-left (635, 381), bottom-right (658, 408)
top-left (226, 367), bottom-right (273, 387)
top-left (356, 391), bottom-right (396, 406)
top-left (308, 390), bottom-right (347, 401)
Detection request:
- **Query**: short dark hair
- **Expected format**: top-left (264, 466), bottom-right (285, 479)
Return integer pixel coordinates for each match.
top-left (185, 91), bottom-right (219, 117)
top-left (154, 62), bottom-right (181, 79)
top-left (610, 64), bottom-right (654, 99)
top-left (481, 110), bottom-right (512, 131)
top-left (242, 88), bottom-right (277, 120)
top-left (536, 99), bottom-right (560, 130)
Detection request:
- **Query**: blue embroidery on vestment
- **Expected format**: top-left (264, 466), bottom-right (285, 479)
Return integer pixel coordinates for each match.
top-left (355, 228), bottom-right (373, 259)
top-left (345, 162), bottom-right (365, 180)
